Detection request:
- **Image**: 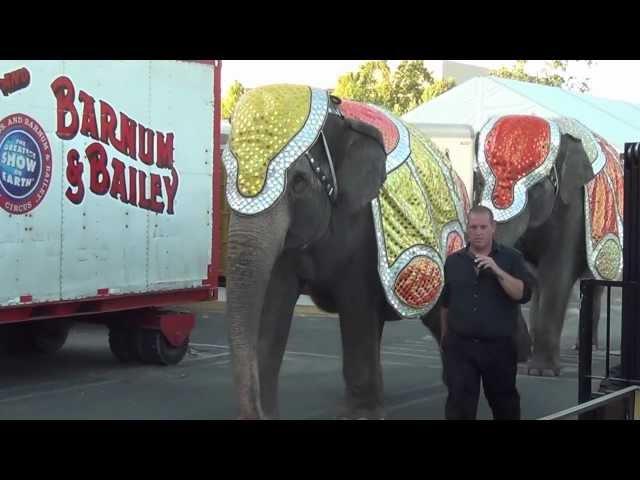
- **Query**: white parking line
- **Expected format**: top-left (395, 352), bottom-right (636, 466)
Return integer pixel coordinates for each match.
top-left (382, 350), bottom-right (438, 360)
top-left (0, 379), bottom-right (121, 404)
top-left (404, 339), bottom-right (431, 345)
top-left (188, 352), bottom-right (229, 358)
top-left (285, 351), bottom-right (341, 360)
top-left (189, 344), bottom-right (438, 367)
top-left (210, 360), bottom-right (230, 367)
top-left (383, 361), bottom-right (417, 366)
top-left (189, 343), bottom-right (229, 349)
top-left (383, 345), bottom-right (432, 353)
top-left (387, 392), bottom-right (448, 414)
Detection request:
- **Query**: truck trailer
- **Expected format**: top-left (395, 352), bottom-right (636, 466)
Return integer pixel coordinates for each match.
top-left (0, 60), bottom-right (222, 365)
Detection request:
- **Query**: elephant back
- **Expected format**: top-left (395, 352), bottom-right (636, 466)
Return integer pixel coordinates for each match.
top-left (340, 100), bottom-right (467, 318)
top-left (584, 133), bottom-right (623, 280)
top-left (549, 118), bottom-right (623, 280)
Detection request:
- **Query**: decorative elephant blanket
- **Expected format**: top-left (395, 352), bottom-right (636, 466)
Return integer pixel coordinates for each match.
top-left (222, 84), bottom-right (330, 215)
top-left (340, 100), bottom-right (468, 318)
top-left (477, 115), bottom-right (623, 281)
top-left (222, 84), bottom-right (468, 318)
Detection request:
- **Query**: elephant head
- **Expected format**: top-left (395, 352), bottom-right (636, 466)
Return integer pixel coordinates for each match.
top-left (222, 85), bottom-right (387, 418)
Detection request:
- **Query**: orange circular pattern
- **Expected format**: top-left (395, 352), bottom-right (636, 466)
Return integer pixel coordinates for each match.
top-left (446, 231), bottom-right (464, 256)
top-left (394, 257), bottom-right (441, 308)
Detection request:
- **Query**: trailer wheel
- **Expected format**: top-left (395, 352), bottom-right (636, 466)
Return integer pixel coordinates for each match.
top-left (29, 321), bottom-right (70, 354)
top-left (109, 328), bottom-right (140, 363)
top-left (136, 329), bottom-right (189, 366)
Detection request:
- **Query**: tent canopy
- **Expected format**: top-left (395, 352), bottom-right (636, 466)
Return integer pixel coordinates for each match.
top-left (403, 77), bottom-right (640, 152)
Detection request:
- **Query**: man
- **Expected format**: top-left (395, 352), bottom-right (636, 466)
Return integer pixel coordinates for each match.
top-left (440, 205), bottom-right (533, 420)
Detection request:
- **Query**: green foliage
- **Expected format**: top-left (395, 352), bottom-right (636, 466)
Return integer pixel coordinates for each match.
top-left (222, 81), bottom-right (246, 119)
top-left (422, 77), bottom-right (456, 103)
top-left (333, 61), bottom-right (392, 107)
top-left (333, 60), bottom-right (453, 116)
top-left (390, 61), bottom-right (433, 115)
top-left (490, 60), bottom-right (593, 93)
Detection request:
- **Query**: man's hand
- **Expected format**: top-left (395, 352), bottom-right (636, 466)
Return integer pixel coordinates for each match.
top-left (475, 254), bottom-right (524, 301)
top-left (474, 254), bottom-right (504, 277)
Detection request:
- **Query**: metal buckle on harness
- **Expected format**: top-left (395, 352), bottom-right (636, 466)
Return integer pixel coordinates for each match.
top-left (549, 164), bottom-right (559, 194)
top-left (305, 131), bottom-right (338, 203)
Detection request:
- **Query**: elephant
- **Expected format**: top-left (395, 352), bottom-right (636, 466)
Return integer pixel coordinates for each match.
top-left (470, 115), bottom-right (623, 376)
top-left (222, 84), bottom-right (468, 419)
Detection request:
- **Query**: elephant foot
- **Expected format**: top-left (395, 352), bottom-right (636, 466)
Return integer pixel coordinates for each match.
top-left (525, 355), bottom-right (561, 377)
top-left (336, 416), bottom-right (385, 420)
top-left (336, 405), bottom-right (385, 420)
top-left (237, 414), bottom-right (275, 420)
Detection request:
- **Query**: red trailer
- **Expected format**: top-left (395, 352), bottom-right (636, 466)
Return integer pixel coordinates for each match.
top-left (0, 60), bottom-right (223, 365)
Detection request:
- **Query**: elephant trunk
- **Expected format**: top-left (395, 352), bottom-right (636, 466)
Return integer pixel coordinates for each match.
top-left (226, 205), bottom-right (289, 419)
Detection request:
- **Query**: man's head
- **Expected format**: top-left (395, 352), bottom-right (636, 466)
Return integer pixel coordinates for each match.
top-left (466, 205), bottom-right (496, 252)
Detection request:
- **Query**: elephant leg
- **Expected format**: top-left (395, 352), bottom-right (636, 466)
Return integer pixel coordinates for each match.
top-left (420, 306), bottom-right (447, 386)
top-left (527, 267), bottom-right (576, 376)
top-left (257, 253), bottom-right (300, 419)
top-left (572, 284), bottom-right (603, 351)
top-left (337, 295), bottom-right (385, 419)
top-left (514, 305), bottom-right (532, 364)
top-left (421, 306), bottom-right (441, 343)
top-left (528, 285), bottom-right (540, 331)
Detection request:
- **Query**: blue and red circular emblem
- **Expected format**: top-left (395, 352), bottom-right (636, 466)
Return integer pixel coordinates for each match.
top-left (0, 113), bottom-right (52, 214)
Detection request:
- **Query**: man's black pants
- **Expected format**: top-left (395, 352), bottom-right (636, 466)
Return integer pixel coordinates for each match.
top-left (442, 332), bottom-right (520, 420)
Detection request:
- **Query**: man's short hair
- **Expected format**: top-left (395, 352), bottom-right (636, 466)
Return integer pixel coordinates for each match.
top-left (468, 205), bottom-right (494, 223)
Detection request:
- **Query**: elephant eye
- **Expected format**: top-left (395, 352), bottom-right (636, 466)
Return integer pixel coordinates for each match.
top-left (292, 173), bottom-right (308, 194)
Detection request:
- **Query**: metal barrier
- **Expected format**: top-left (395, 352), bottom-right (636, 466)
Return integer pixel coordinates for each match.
top-left (577, 280), bottom-right (640, 409)
top-left (540, 386), bottom-right (640, 420)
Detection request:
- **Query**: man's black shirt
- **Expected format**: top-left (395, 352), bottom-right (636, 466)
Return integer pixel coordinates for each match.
top-left (440, 242), bottom-right (533, 339)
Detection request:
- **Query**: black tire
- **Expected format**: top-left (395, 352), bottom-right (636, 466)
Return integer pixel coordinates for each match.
top-left (2, 324), bottom-right (31, 354)
top-left (136, 329), bottom-right (189, 366)
top-left (28, 321), bottom-right (70, 354)
top-left (109, 328), bottom-right (140, 363)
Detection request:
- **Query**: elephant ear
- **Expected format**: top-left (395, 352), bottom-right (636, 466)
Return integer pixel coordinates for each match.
top-left (558, 134), bottom-right (596, 205)
top-left (527, 180), bottom-right (556, 228)
top-left (336, 118), bottom-right (387, 214)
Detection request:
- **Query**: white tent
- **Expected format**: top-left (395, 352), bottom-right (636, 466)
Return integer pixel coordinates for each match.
top-left (403, 77), bottom-right (640, 152)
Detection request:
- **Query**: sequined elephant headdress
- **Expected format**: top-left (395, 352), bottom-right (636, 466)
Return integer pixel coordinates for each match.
top-left (222, 84), bottom-right (330, 215)
top-left (477, 114), bottom-right (623, 281)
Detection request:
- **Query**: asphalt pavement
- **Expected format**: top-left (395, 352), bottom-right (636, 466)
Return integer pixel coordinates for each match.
top-left (0, 285), bottom-right (621, 420)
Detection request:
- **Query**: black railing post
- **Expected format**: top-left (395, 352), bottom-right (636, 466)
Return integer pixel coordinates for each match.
top-left (622, 143), bottom-right (640, 384)
top-left (579, 279), bottom-right (594, 405)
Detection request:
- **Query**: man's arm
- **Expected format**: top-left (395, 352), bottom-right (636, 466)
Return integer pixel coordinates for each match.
top-left (474, 254), bottom-right (527, 302)
top-left (495, 270), bottom-right (524, 301)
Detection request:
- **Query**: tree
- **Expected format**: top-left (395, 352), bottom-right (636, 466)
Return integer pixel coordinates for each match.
top-left (222, 81), bottom-right (246, 119)
top-left (389, 60), bottom-right (433, 115)
top-left (333, 61), bottom-right (392, 107)
top-left (490, 60), bottom-right (594, 93)
top-left (422, 77), bottom-right (456, 103)
top-left (333, 60), bottom-right (450, 116)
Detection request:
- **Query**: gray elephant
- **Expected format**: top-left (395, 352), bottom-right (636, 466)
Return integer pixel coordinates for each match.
top-left (472, 115), bottom-right (623, 376)
top-left (222, 84), bottom-right (468, 419)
